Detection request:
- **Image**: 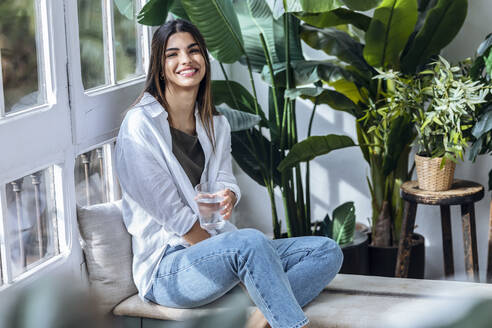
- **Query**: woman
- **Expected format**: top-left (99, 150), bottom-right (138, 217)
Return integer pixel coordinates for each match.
top-left (115, 19), bottom-right (343, 328)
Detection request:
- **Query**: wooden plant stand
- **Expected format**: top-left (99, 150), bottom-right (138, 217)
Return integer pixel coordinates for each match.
top-left (395, 180), bottom-right (484, 282)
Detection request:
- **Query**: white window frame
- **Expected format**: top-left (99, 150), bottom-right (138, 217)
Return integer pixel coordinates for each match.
top-left (0, 0), bottom-right (75, 300)
top-left (65, 0), bottom-right (152, 155)
top-left (0, 0), bottom-right (152, 299)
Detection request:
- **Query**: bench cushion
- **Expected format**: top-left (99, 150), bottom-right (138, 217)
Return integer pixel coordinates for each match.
top-left (113, 274), bottom-right (492, 327)
top-left (77, 201), bottom-right (137, 313)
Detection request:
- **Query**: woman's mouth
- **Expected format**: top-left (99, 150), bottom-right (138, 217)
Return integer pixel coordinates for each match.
top-left (178, 68), bottom-right (198, 77)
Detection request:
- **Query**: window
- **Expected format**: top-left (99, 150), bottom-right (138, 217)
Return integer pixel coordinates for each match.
top-left (0, 0), bottom-right (151, 292)
top-left (74, 142), bottom-right (121, 206)
top-left (77, 0), bottom-right (145, 91)
top-left (1, 167), bottom-right (60, 281)
top-left (0, 0), bottom-right (47, 115)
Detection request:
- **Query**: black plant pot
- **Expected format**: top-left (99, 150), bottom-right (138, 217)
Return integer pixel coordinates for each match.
top-left (368, 233), bottom-right (425, 279)
top-left (339, 230), bottom-right (370, 275)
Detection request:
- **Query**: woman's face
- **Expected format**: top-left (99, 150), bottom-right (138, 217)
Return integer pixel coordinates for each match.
top-left (163, 32), bottom-right (206, 90)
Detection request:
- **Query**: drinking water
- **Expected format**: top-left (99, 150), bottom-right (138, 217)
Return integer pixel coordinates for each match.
top-left (197, 195), bottom-right (225, 230)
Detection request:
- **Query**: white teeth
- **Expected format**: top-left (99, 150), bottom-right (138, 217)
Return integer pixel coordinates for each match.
top-left (179, 69), bottom-right (197, 75)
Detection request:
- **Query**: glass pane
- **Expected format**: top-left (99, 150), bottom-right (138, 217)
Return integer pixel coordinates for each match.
top-left (5, 167), bottom-right (59, 279)
top-left (0, 0), bottom-right (46, 113)
top-left (113, 0), bottom-right (143, 82)
top-left (75, 144), bottom-right (121, 206)
top-left (78, 0), bottom-right (107, 90)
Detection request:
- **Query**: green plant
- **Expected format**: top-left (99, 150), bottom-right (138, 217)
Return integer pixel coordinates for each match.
top-left (278, 0), bottom-right (469, 247)
top-left (137, 0), bottom-right (356, 239)
top-left (374, 56), bottom-right (489, 163)
top-left (469, 33), bottom-right (492, 190)
top-left (319, 201), bottom-right (356, 246)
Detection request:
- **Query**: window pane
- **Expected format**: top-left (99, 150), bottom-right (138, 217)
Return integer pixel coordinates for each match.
top-left (5, 167), bottom-right (59, 279)
top-left (113, 0), bottom-right (143, 82)
top-left (78, 0), bottom-right (107, 90)
top-left (75, 143), bottom-right (121, 206)
top-left (0, 0), bottom-right (46, 113)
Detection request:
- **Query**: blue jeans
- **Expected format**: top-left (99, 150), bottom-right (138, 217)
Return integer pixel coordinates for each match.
top-left (145, 229), bottom-right (343, 328)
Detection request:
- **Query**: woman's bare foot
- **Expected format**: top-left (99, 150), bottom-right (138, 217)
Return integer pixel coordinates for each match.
top-left (245, 308), bottom-right (270, 328)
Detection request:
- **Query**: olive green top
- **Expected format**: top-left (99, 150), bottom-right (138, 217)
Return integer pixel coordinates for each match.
top-left (170, 126), bottom-right (205, 187)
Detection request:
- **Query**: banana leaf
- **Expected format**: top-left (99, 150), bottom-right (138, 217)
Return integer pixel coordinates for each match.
top-left (181, 0), bottom-right (244, 63)
top-left (231, 130), bottom-right (282, 186)
top-left (234, 0), bottom-right (278, 71)
top-left (294, 8), bottom-right (371, 31)
top-left (216, 105), bottom-right (261, 132)
top-left (401, 0), bottom-right (468, 73)
top-left (382, 114), bottom-right (415, 176)
top-left (472, 106), bottom-right (492, 139)
top-left (137, 0), bottom-right (171, 25)
top-left (279, 0), bottom-right (344, 14)
top-left (341, 0), bottom-right (382, 11)
top-left (278, 134), bottom-right (356, 171)
top-left (261, 60), bottom-right (359, 87)
top-left (285, 87), bottom-right (363, 118)
top-left (300, 24), bottom-right (371, 75)
top-left (212, 80), bottom-right (266, 121)
top-left (363, 0), bottom-right (418, 69)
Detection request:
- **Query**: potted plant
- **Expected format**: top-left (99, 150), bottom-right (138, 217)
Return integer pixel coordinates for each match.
top-left (374, 56), bottom-right (489, 191)
top-left (468, 33), bottom-right (492, 282)
top-left (316, 201), bottom-right (370, 275)
top-left (277, 0), bottom-right (469, 278)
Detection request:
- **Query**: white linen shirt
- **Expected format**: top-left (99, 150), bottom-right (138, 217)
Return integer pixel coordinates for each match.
top-left (114, 92), bottom-right (241, 300)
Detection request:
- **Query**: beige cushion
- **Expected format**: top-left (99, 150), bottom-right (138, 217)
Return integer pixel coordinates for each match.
top-left (114, 274), bottom-right (492, 327)
top-left (113, 294), bottom-right (255, 321)
top-left (77, 201), bottom-right (137, 313)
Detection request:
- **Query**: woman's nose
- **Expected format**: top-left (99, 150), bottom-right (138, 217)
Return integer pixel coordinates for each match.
top-left (179, 52), bottom-right (192, 64)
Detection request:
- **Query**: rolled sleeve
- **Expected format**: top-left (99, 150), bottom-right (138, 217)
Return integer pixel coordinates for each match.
top-left (115, 136), bottom-right (197, 237)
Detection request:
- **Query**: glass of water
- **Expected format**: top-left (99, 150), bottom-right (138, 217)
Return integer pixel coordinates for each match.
top-left (194, 182), bottom-right (226, 230)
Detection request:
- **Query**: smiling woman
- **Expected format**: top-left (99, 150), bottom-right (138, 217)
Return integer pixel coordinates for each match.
top-left (114, 19), bottom-right (343, 328)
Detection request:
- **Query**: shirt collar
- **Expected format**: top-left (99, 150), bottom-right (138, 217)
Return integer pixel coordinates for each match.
top-left (141, 92), bottom-right (199, 119)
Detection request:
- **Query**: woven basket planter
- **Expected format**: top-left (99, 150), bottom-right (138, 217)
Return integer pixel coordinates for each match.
top-left (415, 154), bottom-right (456, 191)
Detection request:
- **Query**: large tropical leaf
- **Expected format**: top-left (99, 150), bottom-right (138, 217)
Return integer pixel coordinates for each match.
top-left (401, 0), bottom-right (468, 73)
top-left (212, 80), bottom-right (263, 116)
top-left (300, 25), bottom-right (370, 74)
top-left (216, 105), bottom-right (261, 132)
top-left (382, 114), bottom-right (415, 177)
top-left (261, 60), bottom-right (358, 87)
top-left (363, 0), bottom-right (418, 69)
top-left (234, 0), bottom-right (276, 71)
top-left (169, 0), bottom-right (190, 20)
top-left (285, 87), bottom-right (363, 118)
top-left (295, 9), bottom-right (371, 31)
top-left (273, 13), bottom-right (305, 65)
top-left (278, 134), bottom-right (356, 171)
top-left (329, 79), bottom-right (369, 105)
top-left (181, 0), bottom-right (244, 63)
top-left (332, 201), bottom-right (356, 245)
top-left (274, 0), bottom-right (344, 17)
top-left (341, 0), bottom-right (382, 11)
top-left (472, 106), bottom-right (492, 139)
top-left (137, 0), bottom-right (172, 25)
top-left (231, 131), bottom-right (281, 186)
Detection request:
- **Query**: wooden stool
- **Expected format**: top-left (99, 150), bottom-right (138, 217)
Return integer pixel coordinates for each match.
top-left (395, 179), bottom-right (484, 281)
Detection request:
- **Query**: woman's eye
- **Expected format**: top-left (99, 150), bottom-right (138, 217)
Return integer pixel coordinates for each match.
top-left (190, 49), bottom-right (200, 53)
top-left (166, 53), bottom-right (177, 57)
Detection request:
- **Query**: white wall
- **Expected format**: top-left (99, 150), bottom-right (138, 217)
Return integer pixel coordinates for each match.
top-left (230, 0), bottom-right (492, 282)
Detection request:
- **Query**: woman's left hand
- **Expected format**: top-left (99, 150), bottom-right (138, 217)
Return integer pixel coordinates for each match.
top-left (219, 189), bottom-right (237, 220)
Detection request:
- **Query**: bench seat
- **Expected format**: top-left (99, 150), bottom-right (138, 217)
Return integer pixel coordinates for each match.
top-left (113, 273), bottom-right (492, 327)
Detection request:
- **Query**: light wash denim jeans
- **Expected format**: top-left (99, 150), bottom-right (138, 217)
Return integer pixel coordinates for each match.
top-left (145, 228), bottom-right (343, 328)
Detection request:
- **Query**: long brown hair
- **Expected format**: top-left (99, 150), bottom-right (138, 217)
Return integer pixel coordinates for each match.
top-left (142, 19), bottom-right (218, 149)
